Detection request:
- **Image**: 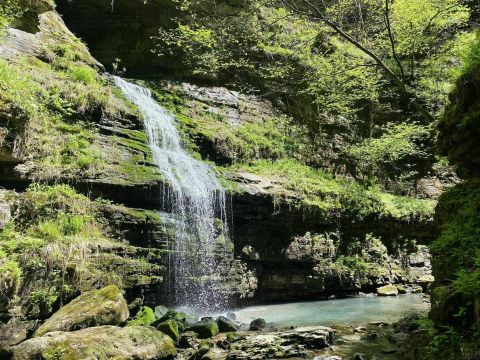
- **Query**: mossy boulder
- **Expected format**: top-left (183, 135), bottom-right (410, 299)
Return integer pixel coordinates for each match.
top-left (249, 318), bottom-right (267, 331)
top-left (185, 319), bottom-right (219, 339)
top-left (157, 309), bottom-right (188, 324)
top-left (34, 285), bottom-right (129, 337)
top-left (126, 306), bottom-right (156, 326)
top-left (156, 319), bottom-right (179, 342)
top-left (396, 285), bottom-right (407, 294)
top-left (216, 316), bottom-right (239, 333)
top-left (154, 305), bottom-right (169, 320)
top-left (376, 285), bottom-right (398, 296)
top-left (13, 325), bottom-right (176, 360)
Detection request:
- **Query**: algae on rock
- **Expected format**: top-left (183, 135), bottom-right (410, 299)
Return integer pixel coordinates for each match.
top-left (34, 285), bottom-right (129, 337)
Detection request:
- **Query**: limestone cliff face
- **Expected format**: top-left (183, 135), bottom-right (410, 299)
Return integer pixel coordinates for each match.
top-left (0, 0), bottom-right (436, 323)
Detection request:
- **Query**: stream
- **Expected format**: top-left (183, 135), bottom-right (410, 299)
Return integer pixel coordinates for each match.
top-left (232, 294), bottom-right (429, 328)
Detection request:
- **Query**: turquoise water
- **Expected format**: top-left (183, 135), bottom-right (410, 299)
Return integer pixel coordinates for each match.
top-left (233, 294), bottom-right (429, 327)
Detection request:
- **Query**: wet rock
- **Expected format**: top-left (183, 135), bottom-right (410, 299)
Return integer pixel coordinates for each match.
top-left (13, 325), bottom-right (176, 360)
top-left (127, 306), bottom-right (155, 326)
top-left (186, 319), bottom-right (219, 339)
top-left (353, 326), bottom-right (366, 333)
top-left (156, 319), bottom-right (180, 342)
top-left (396, 284), bottom-right (407, 294)
top-left (365, 332), bottom-right (380, 340)
top-left (381, 347), bottom-right (398, 354)
top-left (227, 312), bottom-right (237, 320)
top-left (226, 326), bottom-right (334, 359)
top-left (34, 285), bottom-right (129, 337)
top-left (376, 284), bottom-right (399, 296)
top-left (411, 285), bottom-right (423, 293)
top-left (388, 332), bottom-right (410, 345)
top-left (154, 309), bottom-right (191, 331)
top-left (179, 331), bottom-right (198, 349)
top-left (368, 321), bottom-right (389, 327)
top-left (249, 318), bottom-right (267, 331)
top-left (190, 343), bottom-right (210, 359)
top-left (393, 314), bottom-right (420, 334)
top-left (353, 354), bottom-right (365, 360)
top-left (217, 316), bottom-right (239, 333)
top-left (314, 356), bottom-right (342, 360)
top-left (226, 332), bottom-right (245, 343)
top-left (283, 326), bottom-right (334, 348)
top-left (154, 305), bottom-right (169, 320)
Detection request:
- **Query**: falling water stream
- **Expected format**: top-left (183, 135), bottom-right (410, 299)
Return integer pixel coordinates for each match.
top-left (114, 77), bottom-right (229, 311)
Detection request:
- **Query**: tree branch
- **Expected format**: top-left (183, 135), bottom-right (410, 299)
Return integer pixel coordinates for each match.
top-left (280, 0), bottom-right (435, 123)
top-left (385, 0), bottom-right (406, 84)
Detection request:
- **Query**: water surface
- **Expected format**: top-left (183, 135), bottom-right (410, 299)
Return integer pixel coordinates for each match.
top-left (233, 294), bottom-right (429, 327)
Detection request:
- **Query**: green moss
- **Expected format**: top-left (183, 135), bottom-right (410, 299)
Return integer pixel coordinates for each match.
top-left (229, 159), bottom-right (435, 221)
top-left (0, 185), bottom-right (162, 318)
top-left (185, 319), bottom-right (219, 339)
top-left (127, 306), bottom-right (156, 326)
top-left (430, 180), bottom-right (480, 337)
top-left (156, 319), bottom-right (180, 342)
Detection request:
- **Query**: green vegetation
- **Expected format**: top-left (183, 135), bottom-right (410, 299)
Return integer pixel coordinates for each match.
top-left (423, 31), bottom-right (480, 359)
top-left (154, 0), bottom-right (474, 185)
top-left (347, 123), bottom-right (433, 187)
top-left (230, 159), bottom-right (435, 221)
top-left (0, 0), bottom-right (20, 35)
top-left (127, 306), bottom-right (156, 326)
top-left (0, 184), bottom-right (162, 318)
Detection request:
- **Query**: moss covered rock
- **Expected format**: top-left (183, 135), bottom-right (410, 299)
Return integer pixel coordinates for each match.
top-left (13, 325), bottom-right (176, 360)
top-left (216, 316), bottom-right (239, 333)
top-left (376, 284), bottom-right (398, 296)
top-left (156, 319), bottom-right (179, 342)
top-left (185, 319), bottom-right (219, 339)
top-left (127, 306), bottom-right (156, 326)
top-left (34, 285), bottom-right (129, 337)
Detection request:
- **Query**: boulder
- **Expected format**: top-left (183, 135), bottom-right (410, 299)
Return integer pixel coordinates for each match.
top-left (13, 325), bottom-right (176, 360)
top-left (126, 306), bottom-right (155, 326)
top-left (34, 285), bottom-right (129, 337)
top-left (393, 314), bottom-right (421, 334)
top-left (388, 332), bottom-right (410, 345)
top-left (376, 284), bottom-right (399, 296)
top-left (249, 318), bottom-right (267, 331)
top-left (154, 305), bottom-right (169, 320)
top-left (156, 319), bottom-right (179, 342)
top-left (185, 319), bottom-right (219, 339)
top-left (0, 319), bottom-right (36, 357)
top-left (156, 309), bottom-right (188, 324)
top-left (179, 331), bottom-right (197, 348)
top-left (216, 316), bottom-right (239, 333)
top-left (396, 285), bottom-right (407, 294)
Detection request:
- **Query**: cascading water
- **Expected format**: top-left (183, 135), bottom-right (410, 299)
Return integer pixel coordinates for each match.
top-left (114, 77), bottom-right (229, 311)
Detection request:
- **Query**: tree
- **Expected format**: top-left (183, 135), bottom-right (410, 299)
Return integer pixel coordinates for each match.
top-left (279, 0), bottom-right (470, 122)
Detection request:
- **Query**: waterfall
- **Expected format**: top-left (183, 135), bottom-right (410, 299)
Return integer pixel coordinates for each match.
top-left (114, 77), bottom-right (229, 311)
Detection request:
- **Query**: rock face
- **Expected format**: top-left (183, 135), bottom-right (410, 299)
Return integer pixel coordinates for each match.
top-left (14, 325), bottom-right (176, 360)
top-left (55, 0), bottom-right (180, 75)
top-left (0, 0), bottom-right (434, 319)
top-left (34, 285), bottom-right (129, 337)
